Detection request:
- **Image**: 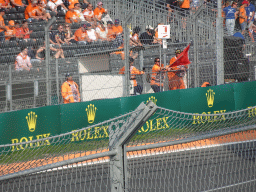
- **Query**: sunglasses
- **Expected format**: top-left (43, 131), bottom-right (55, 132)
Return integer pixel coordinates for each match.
top-left (155, 60), bottom-right (160, 62)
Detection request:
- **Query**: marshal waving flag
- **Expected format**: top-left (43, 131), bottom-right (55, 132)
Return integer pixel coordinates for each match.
top-left (171, 44), bottom-right (191, 67)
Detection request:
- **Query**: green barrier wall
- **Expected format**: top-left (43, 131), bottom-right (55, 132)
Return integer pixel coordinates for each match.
top-left (1, 81), bottom-right (256, 149)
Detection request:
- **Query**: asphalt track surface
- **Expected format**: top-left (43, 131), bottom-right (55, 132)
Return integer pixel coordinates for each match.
top-left (1, 140), bottom-right (256, 192)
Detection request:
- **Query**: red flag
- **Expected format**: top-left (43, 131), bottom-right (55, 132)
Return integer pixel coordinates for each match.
top-left (171, 44), bottom-right (191, 67)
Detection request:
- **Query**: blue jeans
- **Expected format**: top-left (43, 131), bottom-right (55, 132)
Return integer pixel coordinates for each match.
top-left (226, 19), bottom-right (235, 36)
top-left (151, 85), bottom-right (163, 93)
top-left (134, 85), bottom-right (143, 95)
top-left (0, 31), bottom-right (5, 42)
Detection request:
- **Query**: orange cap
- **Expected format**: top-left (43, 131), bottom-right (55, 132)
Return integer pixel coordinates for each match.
top-left (9, 20), bottom-right (15, 26)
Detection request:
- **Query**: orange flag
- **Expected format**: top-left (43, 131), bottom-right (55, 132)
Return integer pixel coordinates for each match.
top-left (171, 44), bottom-right (191, 67)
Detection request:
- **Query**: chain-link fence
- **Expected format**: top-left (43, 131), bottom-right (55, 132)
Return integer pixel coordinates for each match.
top-left (1, 102), bottom-right (256, 191)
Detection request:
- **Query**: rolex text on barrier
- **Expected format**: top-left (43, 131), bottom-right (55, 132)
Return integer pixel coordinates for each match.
top-left (1, 81), bottom-right (256, 151)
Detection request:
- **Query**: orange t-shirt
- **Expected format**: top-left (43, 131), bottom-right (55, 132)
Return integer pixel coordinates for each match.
top-left (12, 0), bottom-right (22, 6)
top-left (113, 25), bottom-right (123, 34)
top-left (5, 26), bottom-right (16, 40)
top-left (94, 7), bottom-right (105, 19)
top-left (151, 64), bottom-right (164, 86)
top-left (68, 0), bottom-right (78, 9)
top-left (24, 4), bottom-right (39, 19)
top-left (83, 8), bottom-right (94, 19)
top-left (0, 0), bottom-right (9, 6)
top-left (74, 28), bottom-right (88, 41)
top-left (65, 10), bottom-right (79, 23)
top-left (239, 6), bottom-right (247, 24)
top-left (180, 0), bottom-right (190, 9)
top-left (107, 28), bottom-right (116, 39)
top-left (0, 15), bottom-right (5, 33)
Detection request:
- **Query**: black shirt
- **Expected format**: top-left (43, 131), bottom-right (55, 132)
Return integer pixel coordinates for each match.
top-left (139, 31), bottom-right (154, 45)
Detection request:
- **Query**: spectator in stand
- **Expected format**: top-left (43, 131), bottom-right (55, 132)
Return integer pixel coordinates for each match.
top-left (38, 0), bottom-right (52, 21)
top-left (36, 42), bottom-right (65, 60)
top-left (106, 21), bottom-right (116, 41)
top-left (49, 25), bottom-right (59, 46)
top-left (154, 23), bottom-right (163, 44)
top-left (61, 73), bottom-right (80, 104)
top-left (0, 0), bottom-right (11, 9)
top-left (15, 47), bottom-right (32, 71)
top-left (239, 1), bottom-right (248, 35)
top-left (130, 26), bottom-right (142, 46)
top-left (150, 57), bottom-right (166, 93)
top-left (0, 8), bottom-right (6, 42)
top-left (167, 49), bottom-right (187, 90)
top-left (74, 24), bottom-right (88, 43)
top-left (15, 21), bottom-right (23, 39)
top-left (10, 0), bottom-right (25, 9)
top-left (67, 0), bottom-right (78, 9)
top-left (74, 3), bottom-right (85, 22)
top-left (139, 26), bottom-right (155, 45)
top-left (86, 23), bottom-right (98, 42)
top-left (223, 1), bottom-right (238, 36)
top-left (64, 23), bottom-right (76, 44)
top-left (95, 20), bottom-right (108, 40)
top-left (119, 57), bottom-right (144, 95)
top-left (246, 0), bottom-right (255, 39)
top-left (113, 19), bottom-right (123, 35)
top-left (94, 1), bottom-right (107, 21)
top-left (180, 0), bottom-right (190, 17)
top-left (81, 0), bottom-right (88, 9)
top-left (5, 20), bottom-right (16, 41)
top-left (65, 5), bottom-right (81, 23)
top-left (47, 0), bottom-right (68, 14)
top-left (83, 3), bottom-right (95, 24)
top-left (25, 0), bottom-right (43, 23)
top-left (21, 20), bottom-right (33, 39)
top-left (55, 24), bottom-right (66, 44)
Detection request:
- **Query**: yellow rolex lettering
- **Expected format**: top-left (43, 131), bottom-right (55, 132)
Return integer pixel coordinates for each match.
top-left (247, 107), bottom-right (254, 117)
top-left (36, 134), bottom-right (43, 147)
top-left (11, 139), bottom-right (19, 151)
top-left (201, 112), bottom-right (207, 124)
top-left (207, 112), bottom-right (213, 122)
top-left (87, 128), bottom-right (94, 140)
top-left (214, 111), bottom-right (220, 121)
top-left (192, 114), bottom-right (200, 124)
top-left (20, 137), bottom-right (28, 150)
top-left (28, 136), bottom-right (34, 148)
top-left (220, 110), bottom-right (226, 120)
top-left (71, 130), bottom-right (79, 142)
top-left (43, 133), bottom-right (51, 145)
top-left (156, 118), bottom-right (162, 130)
top-left (79, 130), bottom-right (87, 141)
top-left (94, 127), bottom-right (101, 139)
top-left (149, 120), bottom-right (155, 131)
top-left (162, 117), bottom-right (169, 129)
top-left (102, 126), bottom-right (109, 138)
top-left (141, 121), bottom-right (150, 132)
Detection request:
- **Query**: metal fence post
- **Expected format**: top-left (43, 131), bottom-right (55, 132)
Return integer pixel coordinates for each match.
top-left (216, 0), bottom-right (224, 85)
top-left (109, 101), bottom-right (158, 192)
top-left (124, 11), bottom-right (133, 97)
top-left (45, 17), bottom-right (56, 105)
top-left (56, 59), bottom-right (60, 104)
top-left (193, 15), bottom-right (198, 88)
top-left (8, 65), bottom-right (12, 111)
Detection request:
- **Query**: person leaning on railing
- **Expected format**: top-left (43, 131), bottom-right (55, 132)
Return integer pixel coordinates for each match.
top-left (61, 73), bottom-right (81, 104)
top-left (0, 8), bottom-right (7, 43)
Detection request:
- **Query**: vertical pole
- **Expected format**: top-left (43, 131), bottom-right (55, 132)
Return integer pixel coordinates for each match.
top-left (193, 16), bottom-right (198, 87)
top-left (124, 12), bottom-right (133, 97)
top-left (216, 0), bottom-right (224, 85)
top-left (45, 17), bottom-right (56, 105)
top-left (8, 65), bottom-right (12, 111)
top-left (56, 59), bottom-right (60, 104)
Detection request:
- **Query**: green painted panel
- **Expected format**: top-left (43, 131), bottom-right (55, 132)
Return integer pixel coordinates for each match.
top-left (233, 81), bottom-right (256, 110)
top-left (60, 98), bottom-right (122, 134)
top-left (0, 105), bottom-right (61, 149)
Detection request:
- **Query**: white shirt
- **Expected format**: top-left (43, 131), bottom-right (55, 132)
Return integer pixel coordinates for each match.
top-left (86, 29), bottom-right (97, 41)
top-left (15, 53), bottom-right (32, 71)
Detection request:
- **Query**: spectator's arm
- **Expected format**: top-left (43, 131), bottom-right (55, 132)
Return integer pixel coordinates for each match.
top-left (36, 47), bottom-right (45, 60)
top-left (0, 25), bottom-right (7, 31)
top-left (60, 3), bottom-right (68, 11)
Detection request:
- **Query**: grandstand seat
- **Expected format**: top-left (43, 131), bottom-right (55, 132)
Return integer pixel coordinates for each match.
top-left (9, 14), bottom-right (17, 20)
top-left (17, 39), bottom-right (28, 47)
top-left (9, 8), bottom-right (18, 14)
top-left (71, 23), bottom-right (80, 29)
top-left (36, 31), bottom-right (45, 39)
top-left (50, 11), bottom-right (57, 17)
top-left (30, 32), bottom-right (38, 39)
top-left (57, 10), bottom-right (66, 17)
top-left (9, 41), bottom-right (17, 47)
top-left (17, 13), bottom-right (25, 20)
top-left (17, 6), bottom-right (25, 13)
top-left (26, 39), bottom-right (37, 47)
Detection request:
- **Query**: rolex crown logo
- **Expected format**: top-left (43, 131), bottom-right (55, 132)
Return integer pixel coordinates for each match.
top-left (147, 96), bottom-right (157, 104)
top-left (86, 104), bottom-right (97, 124)
top-left (206, 89), bottom-right (215, 108)
top-left (26, 111), bottom-right (37, 132)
